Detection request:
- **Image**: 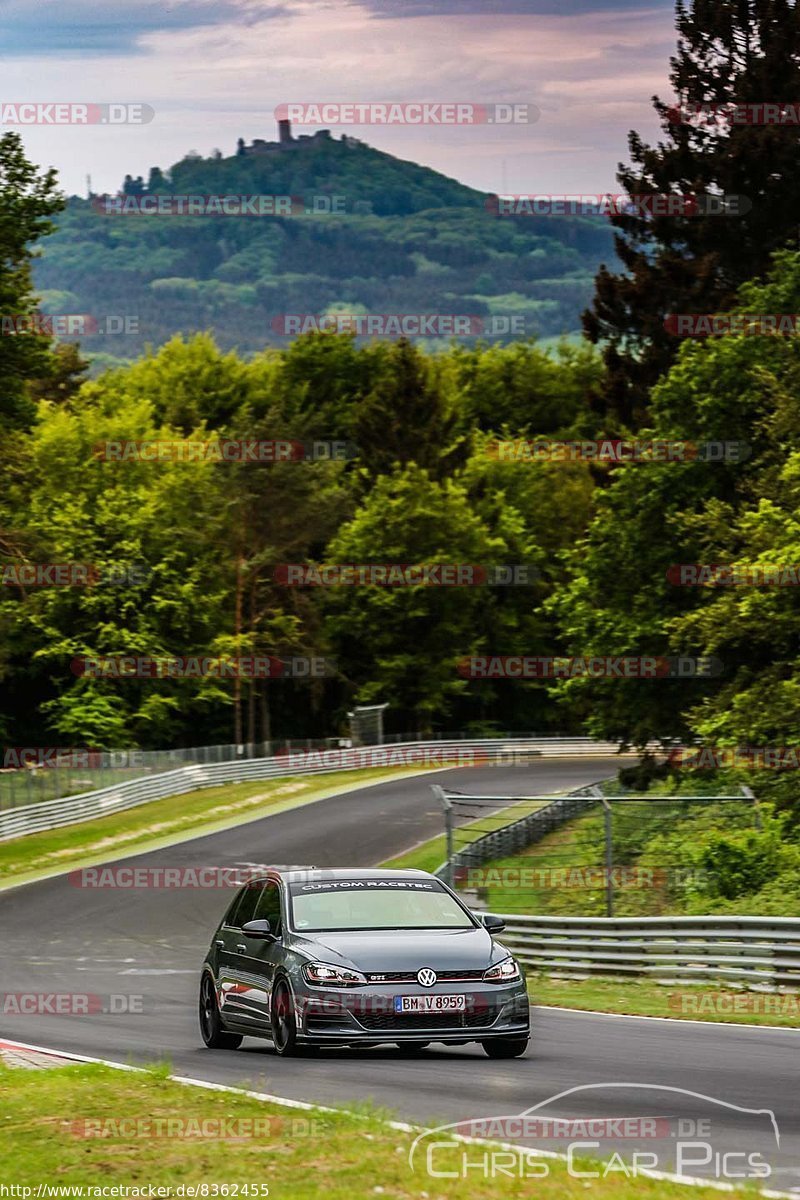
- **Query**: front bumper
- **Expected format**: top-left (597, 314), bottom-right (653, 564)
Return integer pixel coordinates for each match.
top-left (294, 980), bottom-right (530, 1044)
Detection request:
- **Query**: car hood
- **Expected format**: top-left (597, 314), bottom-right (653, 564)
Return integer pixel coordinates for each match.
top-left (289, 925), bottom-right (506, 972)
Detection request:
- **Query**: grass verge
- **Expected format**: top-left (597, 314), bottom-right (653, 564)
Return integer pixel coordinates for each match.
top-left (0, 766), bottom-right (437, 889)
top-left (530, 974), bottom-right (800, 1027)
top-left (381, 797), bottom-right (553, 876)
top-left (0, 1060), bottom-right (756, 1197)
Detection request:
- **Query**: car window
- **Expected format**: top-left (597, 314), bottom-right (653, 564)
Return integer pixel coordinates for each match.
top-left (228, 880), bottom-right (265, 928)
top-left (288, 879), bottom-right (476, 931)
top-left (255, 882), bottom-right (283, 936)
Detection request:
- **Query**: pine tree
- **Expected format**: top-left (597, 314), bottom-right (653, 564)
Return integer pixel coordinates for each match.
top-left (584, 0), bottom-right (800, 427)
top-left (0, 133), bottom-right (64, 432)
top-left (353, 338), bottom-right (470, 480)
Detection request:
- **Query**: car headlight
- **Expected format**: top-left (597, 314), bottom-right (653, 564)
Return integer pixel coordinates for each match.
top-left (483, 956), bottom-right (520, 983)
top-left (303, 962), bottom-right (367, 987)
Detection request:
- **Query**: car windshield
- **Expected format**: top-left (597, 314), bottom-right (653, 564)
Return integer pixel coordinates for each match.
top-left (288, 879), bottom-right (475, 931)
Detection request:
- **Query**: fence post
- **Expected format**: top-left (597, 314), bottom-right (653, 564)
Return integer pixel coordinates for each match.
top-left (741, 784), bottom-right (761, 830)
top-left (602, 797), bottom-right (614, 918)
top-left (431, 785), bottom-right (453, 886)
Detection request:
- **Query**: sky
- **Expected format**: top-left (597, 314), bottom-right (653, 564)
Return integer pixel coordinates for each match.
top-left (0, 0), bottom-right (679, 197)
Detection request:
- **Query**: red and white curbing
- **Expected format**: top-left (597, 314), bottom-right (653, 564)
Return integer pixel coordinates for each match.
top-left (0, 1038), bottom-right (76, 1069)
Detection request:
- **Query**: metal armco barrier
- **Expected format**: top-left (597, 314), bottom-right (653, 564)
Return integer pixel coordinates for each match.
top-left (497, 913), bottom-right (800, 987)
top-left (0, 738), bottom-right (638, 841)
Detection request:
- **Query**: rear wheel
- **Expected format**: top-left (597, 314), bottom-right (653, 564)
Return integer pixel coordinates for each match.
top-left (199, 974), bottom-right (242, 1050)
top-left (271, 978), bottom-right (299, 1056)
top-left (482, 1036), bottom-right (528, 1059)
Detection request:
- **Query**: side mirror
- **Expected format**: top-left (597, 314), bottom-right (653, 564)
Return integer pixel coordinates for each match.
top-left (480, 913), bottom-right (506, 934)
top-left (242, 918), bottom-right (277, 940)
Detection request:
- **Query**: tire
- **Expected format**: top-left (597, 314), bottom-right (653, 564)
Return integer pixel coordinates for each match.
top-left (394, 1042), bottom-right (430, 1054)
top-left (199, 973), bottom-right (242, 1050)
top-left (271, 978), bottom-right (299, 1056)
top-left (482, 1036), bottom-right (529, 1059)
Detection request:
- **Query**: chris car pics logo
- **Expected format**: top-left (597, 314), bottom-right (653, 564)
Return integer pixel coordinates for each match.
top-left (408, 1084), bottom-right (779, 1183)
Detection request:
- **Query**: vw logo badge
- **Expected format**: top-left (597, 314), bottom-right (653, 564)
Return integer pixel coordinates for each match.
top-left (417, 968), bottom-right (437, 987)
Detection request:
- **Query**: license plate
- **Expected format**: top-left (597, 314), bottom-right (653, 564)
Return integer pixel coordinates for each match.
top-left (394, 994), bottom-right (466, 1013)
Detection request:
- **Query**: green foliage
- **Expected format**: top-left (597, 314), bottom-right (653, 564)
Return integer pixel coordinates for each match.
top-left (554, 249), bottom-right (800, 754)
top-left (0, 132), bottom-right (64, 431)
top-left (34, 138), bottom-right (613, 362)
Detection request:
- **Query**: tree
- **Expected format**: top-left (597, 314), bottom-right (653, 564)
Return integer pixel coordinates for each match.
top-left (557, 249), bottom-right (800, 749)
top-left (353, 338), bottom-right (470, 481)
top-left (0, 385), bottom-right (233, 746)
top-left (584, 0), bottom-right (800, 427)
top-left (0, 133), bottom-right (64, 432)
top-left (323, 464), bottom-right (505, 731)
top-left (27, 343), bottom-right (89, 406)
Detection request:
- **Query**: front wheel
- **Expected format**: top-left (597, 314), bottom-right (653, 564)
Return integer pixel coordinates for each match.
top-left (199, 973), bottom-right (242, 1050)
top-left (271, 978), bottom-right (299, 1056)
top-left (482, 1036), bottom-right (529, 1059)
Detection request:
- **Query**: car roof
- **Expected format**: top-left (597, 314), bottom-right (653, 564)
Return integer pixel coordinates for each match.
top-left (261, 867), bottom-right (433, 883)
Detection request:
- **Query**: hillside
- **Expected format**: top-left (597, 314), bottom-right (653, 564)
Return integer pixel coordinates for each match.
top-left (33, 127), bottom-right (613, 362)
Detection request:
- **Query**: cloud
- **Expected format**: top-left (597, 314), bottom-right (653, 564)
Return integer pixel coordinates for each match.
top-left (3, 0), bottom-right (672, 199)
top-left (363, 0), bottom-right (673, 15)
top-left (0, 0), bottom-right (287, 57)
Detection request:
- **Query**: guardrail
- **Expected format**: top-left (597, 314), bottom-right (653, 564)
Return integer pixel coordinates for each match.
top-left (0, 737), bottom-right (637, 841)
top-left (433, 782), bottom-right (604, 887)
top-left (497, 913), bottom-right (800, 987)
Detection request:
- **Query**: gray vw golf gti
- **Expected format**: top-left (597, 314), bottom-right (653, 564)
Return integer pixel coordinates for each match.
top-left (199, 868), bottom-right (530, 1057)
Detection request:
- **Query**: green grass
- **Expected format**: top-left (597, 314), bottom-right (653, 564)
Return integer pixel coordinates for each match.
top-left (0, 1060), bottom-right (758, 1197)
top-left (0, 765), bottom-right (439, 888)
top-left (382, 797), bottom-right (552, 876)
top-left (529, 974), bottom-right (800, 1027)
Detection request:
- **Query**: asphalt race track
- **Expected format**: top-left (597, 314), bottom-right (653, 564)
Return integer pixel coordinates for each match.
top-left (1, 758), bottom-right (797, 1192)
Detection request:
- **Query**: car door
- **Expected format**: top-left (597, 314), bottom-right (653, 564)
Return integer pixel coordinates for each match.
top-left (216, 879), bottom-right (266, 1029)
top-left (228, 880), bottom-right (285, 1028)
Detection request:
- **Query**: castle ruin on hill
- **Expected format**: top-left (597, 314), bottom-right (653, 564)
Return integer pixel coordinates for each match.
top-left (240, 119), bottom-right (363, 156)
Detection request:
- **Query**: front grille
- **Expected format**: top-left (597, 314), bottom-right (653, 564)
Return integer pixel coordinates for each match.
top-left (365, 969), bottom-right (485, 983)
top-left (356, 1009), bottom-right (495, 1031)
